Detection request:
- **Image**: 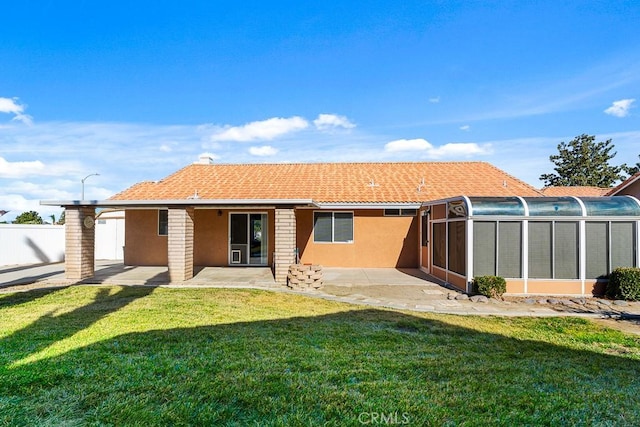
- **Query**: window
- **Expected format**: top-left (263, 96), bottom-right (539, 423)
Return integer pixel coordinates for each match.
top-left (447, 201), bottom-right (467, 218)
top-left (421, 210), bottom-right (429, 246)
top-left (473, 221), bottom-right (522, 278)
top-left (554, 222), bottom-right (578, 279)
top-left (528, 222), bottom-right (552, 279)
top-left (158, 210), bottom-right (168, 236)
top-left (498, 222), bottom-right (522, 278)
top-left (473, 222), bottom-right (496, 277)
top-left (586, 221), bottom-right (636, 279)
top-left (448, 221), bottom-right (466, 275)
top-left (432, 222), bottom-right (446, 269)
top-left (384, 209), bottom-right (417, 216)
top-left (528, 221), bottom-right (579, 279)
top-left (612, 222), bottom-right (635, 270)
top-left (313, 212), bottom-right (353, 243)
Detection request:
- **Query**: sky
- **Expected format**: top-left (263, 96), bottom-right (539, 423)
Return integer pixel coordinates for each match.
top-left (1, 1), bottom-right (639, 222)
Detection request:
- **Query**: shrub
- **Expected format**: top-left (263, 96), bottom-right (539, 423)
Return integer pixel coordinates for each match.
top-left (472, 275), bottom-right (507, 299)
top-left (606, 267), bottom-right (640, 301)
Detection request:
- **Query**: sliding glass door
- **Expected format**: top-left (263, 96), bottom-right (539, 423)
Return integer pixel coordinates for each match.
top-left (229, 213), bottom-right (268, 265)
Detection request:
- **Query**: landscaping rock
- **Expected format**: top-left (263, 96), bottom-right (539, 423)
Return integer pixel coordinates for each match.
top-left (584, 302), bottom-right (601, 311)
top-left (613, 300), bottom-right (629, 306)
top-left (524, 298), bottom-right (536, 305)
top-left (537, 299), bottom-right (548, 305)
top-left (547, 298), bottom-right (560, 305)
top-left (570, 298), bottom-right (586, 305)
top-left (455, 294), bottom-right (469, 301)
top-left (597, 299), bottom-right (612, 306)
top-left (469, 295), bottom-right (489, 303)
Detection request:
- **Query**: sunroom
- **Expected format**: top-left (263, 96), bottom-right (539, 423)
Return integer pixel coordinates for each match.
top-left (420, 196), bottom-right (640, 296)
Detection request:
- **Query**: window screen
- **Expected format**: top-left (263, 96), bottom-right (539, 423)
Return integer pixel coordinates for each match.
top-left (158, 210), bottom-right (168, 236)
top-left (498, 222), bottom-right (522, 278)
top-left (528, 222), bottom-right (552, 279)
top-left (448, 221), bottom-right (466, 275)
top-left (611, 222), bottom-right (635, 269)
top-left (421, 212), bottom-right (429, 247)
top-left (586, 222), bottom-right (608, 279)
top-left (334, 212), bottom-right (354, 242)
top-left (433, 223), bottom-right (446, 269)
top-left (473, 221), bottom-right (496, 277)
top-left (313, 212), bottom-right (353, 243)
top-left (554, 222), bottom-right (578, 279)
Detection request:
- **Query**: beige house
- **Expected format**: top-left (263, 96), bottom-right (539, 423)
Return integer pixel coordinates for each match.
top-left (42, 161), bottom-right (640, 296)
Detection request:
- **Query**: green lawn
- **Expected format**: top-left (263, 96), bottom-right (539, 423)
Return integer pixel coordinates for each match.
top-left (1, 286), bottom-right (639, 426)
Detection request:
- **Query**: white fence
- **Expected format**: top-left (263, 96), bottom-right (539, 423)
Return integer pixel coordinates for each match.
top-left (95, 215), bottom-right (125, 260)
top-left (0, 216), bottom-right (125, 266)
top-left (0, 224), bottom-right (65, 266)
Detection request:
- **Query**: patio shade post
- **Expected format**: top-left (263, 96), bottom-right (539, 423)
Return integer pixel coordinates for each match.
top-left (168, 207), bottom-right (195, 282)
top-left (65, 206), bottom-right (96, 280)
top-left (274, 208), bottom-right (296, 284)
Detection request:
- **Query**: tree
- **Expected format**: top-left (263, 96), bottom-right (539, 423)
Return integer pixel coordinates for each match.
top-left (624, 155), bottom-right (640, 176)
top-left (539, 134), bottom-right (627, 187)
top-left (13, 210), bottom-right (44, 224)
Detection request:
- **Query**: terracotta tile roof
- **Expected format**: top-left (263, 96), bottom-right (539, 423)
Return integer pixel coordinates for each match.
top-left (541, 186), bottom-right (611, 197)
top-left (109, 162), bottom-right (543, 204)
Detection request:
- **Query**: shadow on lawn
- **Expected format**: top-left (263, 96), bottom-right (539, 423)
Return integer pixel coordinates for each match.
top-left (0, 281), bottom-right (162, 370)
top-left (1, 303), bottom-right (640, 425)
top-left (0, 286), bottom-right (69, 310)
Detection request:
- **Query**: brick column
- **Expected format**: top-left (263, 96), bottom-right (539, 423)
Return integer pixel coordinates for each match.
top-left (65, 206), bottom-right (96, 280)
top-left (274, 208), bottom-right (296, 284)
top-left (168, 207), bottom-right (195, 282)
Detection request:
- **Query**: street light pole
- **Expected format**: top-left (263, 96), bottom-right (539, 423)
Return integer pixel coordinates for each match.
top-left (81, 173), bottom-right (100, 200)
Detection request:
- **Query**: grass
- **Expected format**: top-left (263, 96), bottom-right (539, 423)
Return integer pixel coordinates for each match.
top-left (1, 286), bottom-right (639, 426)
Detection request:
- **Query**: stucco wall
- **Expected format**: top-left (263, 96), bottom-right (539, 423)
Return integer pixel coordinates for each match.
top-left (615, 180), bottom-right (640, 199)
top-left (124, 210), bottom-right (168, 265)
top-left (125, 208), bottom-right (276, 267)
top-left (297, 209), bottom-right (419, 268)
top-left (193, 209), bottom-right (227, 266)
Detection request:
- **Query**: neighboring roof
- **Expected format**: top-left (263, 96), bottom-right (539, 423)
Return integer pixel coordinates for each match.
top-left (540, 186), bottom-right (611, 197)
top-left (607, 171), bottom-right (640, 196)
top-left (109, 162), bottom-right (542, 204)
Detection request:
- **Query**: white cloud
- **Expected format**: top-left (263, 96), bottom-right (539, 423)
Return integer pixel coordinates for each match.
top-left (249, 145), bottom-right (278, 156)
top-left (0, 157), bottom-right (46, 178)
top-left (604, 98), bottom-right (635, 117)
top-left (0, 97), bottom-right (24, 114)
top-left (428, 142), bottom-right (491, 158)
top-left (429, 97), bottom-right (440, 104)
top-left (159, 144), bottom-right (172, 152)
top-left (460, 125), bottom-right (470, 131)
top-left (313, 114), bottom-right (356, 131)
top-left (0, 97), bottom-right (33, 125)
top-left (0, 156), bottom-right (83, 179)
top-left (210, 116), bottom-right (308, 142)
top-left (384, 138), bottom-right (433, 152)
top-left (384, 139), bottom-right (490, 158)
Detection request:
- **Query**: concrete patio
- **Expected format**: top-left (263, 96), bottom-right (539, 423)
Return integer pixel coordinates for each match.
top-left (0, 262), bottom-right (439, 288)
top-left (2, 261), bottom-right (640, 321)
